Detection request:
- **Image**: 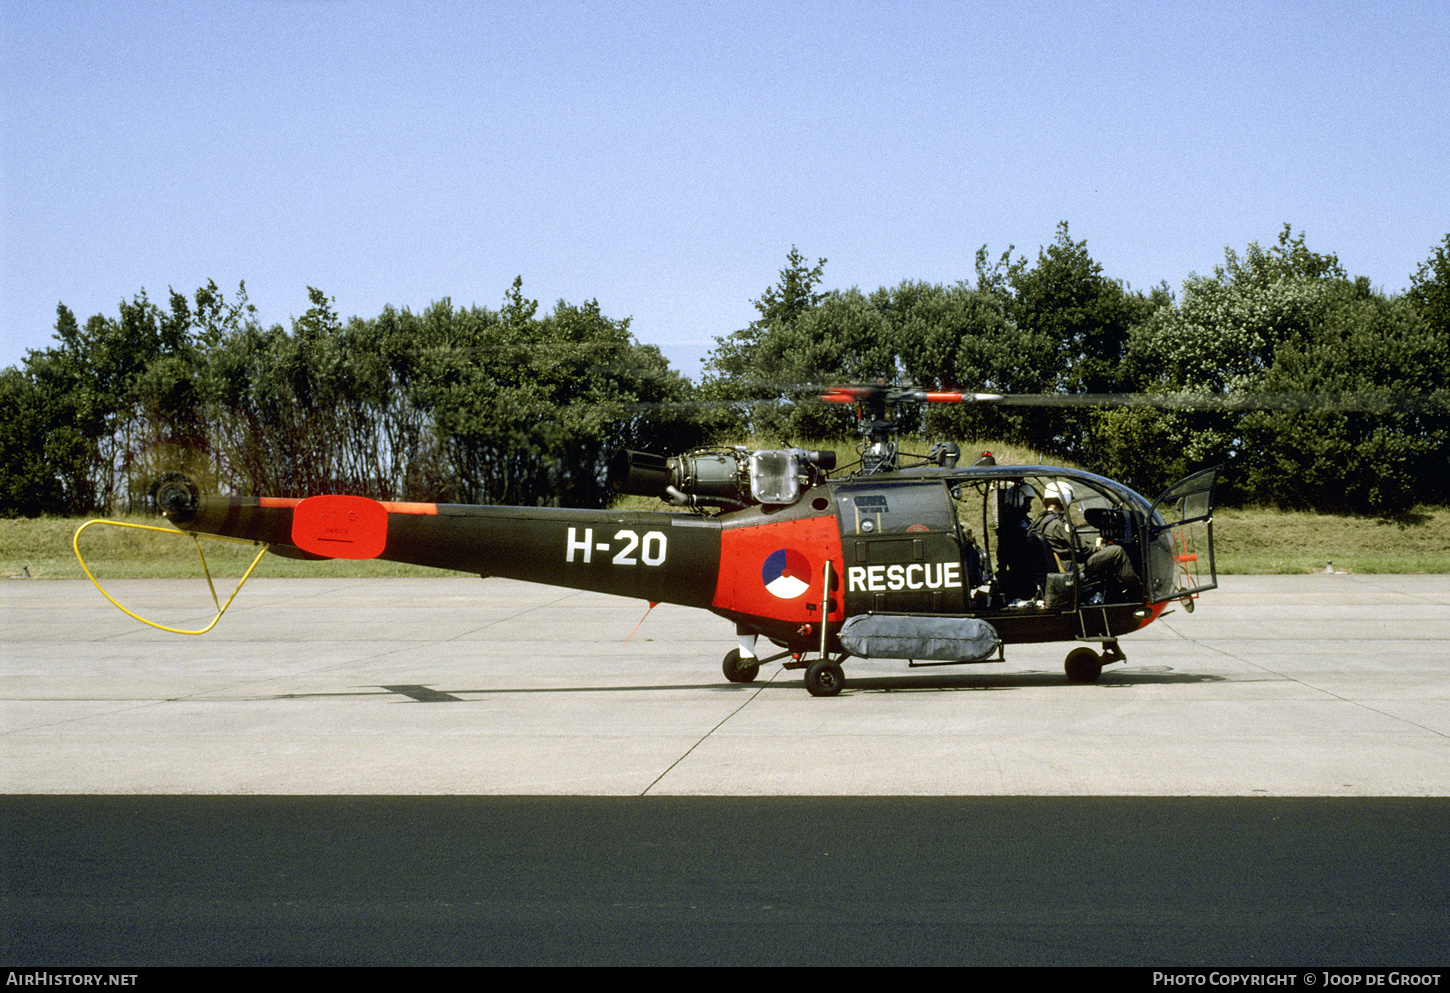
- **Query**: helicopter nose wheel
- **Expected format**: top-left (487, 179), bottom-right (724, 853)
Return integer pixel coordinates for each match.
top-left (804, 658), bottom-right (845, 697)
top-left (722, 648), bottom-right (760, 684)
top-left (1064, 647), bottom-right (1104, 684)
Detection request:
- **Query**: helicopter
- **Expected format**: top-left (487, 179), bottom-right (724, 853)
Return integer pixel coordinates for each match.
top-left (77, 383), bottom-right (1219, 696)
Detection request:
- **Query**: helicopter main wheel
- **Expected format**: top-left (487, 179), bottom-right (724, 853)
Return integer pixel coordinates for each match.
top-left (722, 648), bottom-right (760, 684)
top-left (804, 658), bottom-right (845, 697)
top-left (1064, 647), bottom-right (1104, 684)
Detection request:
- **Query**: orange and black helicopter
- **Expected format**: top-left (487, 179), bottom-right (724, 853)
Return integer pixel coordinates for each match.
top-left (76, 383), bottom-right (1218, 696)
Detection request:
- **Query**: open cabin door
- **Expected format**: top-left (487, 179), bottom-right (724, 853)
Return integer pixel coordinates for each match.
top-left (1145, 466), bottom-right (1221, 605)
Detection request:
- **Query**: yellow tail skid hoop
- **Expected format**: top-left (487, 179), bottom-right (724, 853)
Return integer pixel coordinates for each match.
top-left (73, 519), bottom-right (270, 635)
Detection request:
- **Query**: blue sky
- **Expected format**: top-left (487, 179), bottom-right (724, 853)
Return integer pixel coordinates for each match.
top-left (4, 0), bottom-right (1447, 380)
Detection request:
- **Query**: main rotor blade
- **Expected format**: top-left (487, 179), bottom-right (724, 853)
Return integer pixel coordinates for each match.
top-left (990, 392), bottom-right (1446, 414)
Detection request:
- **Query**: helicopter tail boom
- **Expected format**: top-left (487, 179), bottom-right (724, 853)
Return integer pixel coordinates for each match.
top-left (162, 492), bottom-right (725, 609)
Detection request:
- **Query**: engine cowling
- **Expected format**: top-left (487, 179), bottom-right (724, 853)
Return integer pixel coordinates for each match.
top-left (609, 447), bottom-right (836, 510)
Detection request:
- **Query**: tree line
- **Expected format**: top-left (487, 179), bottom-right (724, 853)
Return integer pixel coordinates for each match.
top-left (704, 225), bottom-right (1449, 513)
top-left (3, 224), bottom-right (1446, 518)
top-left (1, 278), bottom-right (703, 516)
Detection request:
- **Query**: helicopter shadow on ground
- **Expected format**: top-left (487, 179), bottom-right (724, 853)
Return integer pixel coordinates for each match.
top-left (782, 666), bottom-right (1229, 694)
top-left (261, 667), bottom-right (1226, 702)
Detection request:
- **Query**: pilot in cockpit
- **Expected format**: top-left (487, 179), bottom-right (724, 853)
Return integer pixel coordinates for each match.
top-left (1031, 482), bottom-right (1141, 602)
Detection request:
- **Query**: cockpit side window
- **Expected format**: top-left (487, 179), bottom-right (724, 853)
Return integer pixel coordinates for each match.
top-left (836, 481), bottom-right (958, 536)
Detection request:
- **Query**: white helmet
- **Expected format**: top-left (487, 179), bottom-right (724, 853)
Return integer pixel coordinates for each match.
top-left (1043, 481), bottom-right (1075, 507)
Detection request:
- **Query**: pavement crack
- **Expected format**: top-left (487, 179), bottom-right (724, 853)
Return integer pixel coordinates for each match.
top-left (1167, 621), bottom-right (1449, 738)
top-left (639, 666), bottom-right (782, 795)
top-left (451, 590), bottom-right (586, 640)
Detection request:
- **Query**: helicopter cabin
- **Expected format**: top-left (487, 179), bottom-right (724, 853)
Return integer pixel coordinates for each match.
top-left (831, 464), bottom-right (1217, 645)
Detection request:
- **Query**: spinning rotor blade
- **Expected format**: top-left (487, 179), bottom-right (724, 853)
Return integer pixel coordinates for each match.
top-left (989, 392), bottom-right (1447, 414)
top-left (820, 386), bottom-right (1005, 405)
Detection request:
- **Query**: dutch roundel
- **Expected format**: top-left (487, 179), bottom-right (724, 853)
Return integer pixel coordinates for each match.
top-left (762, 548), bottom-right (811, 599)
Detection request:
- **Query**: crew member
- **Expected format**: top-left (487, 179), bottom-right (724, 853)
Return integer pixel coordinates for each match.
top-left (1030, 482), bottom-right (1141, 600)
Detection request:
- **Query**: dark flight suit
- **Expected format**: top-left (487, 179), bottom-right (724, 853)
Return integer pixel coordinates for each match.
top-left (1030, 510), bottom-right (1141, 596)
